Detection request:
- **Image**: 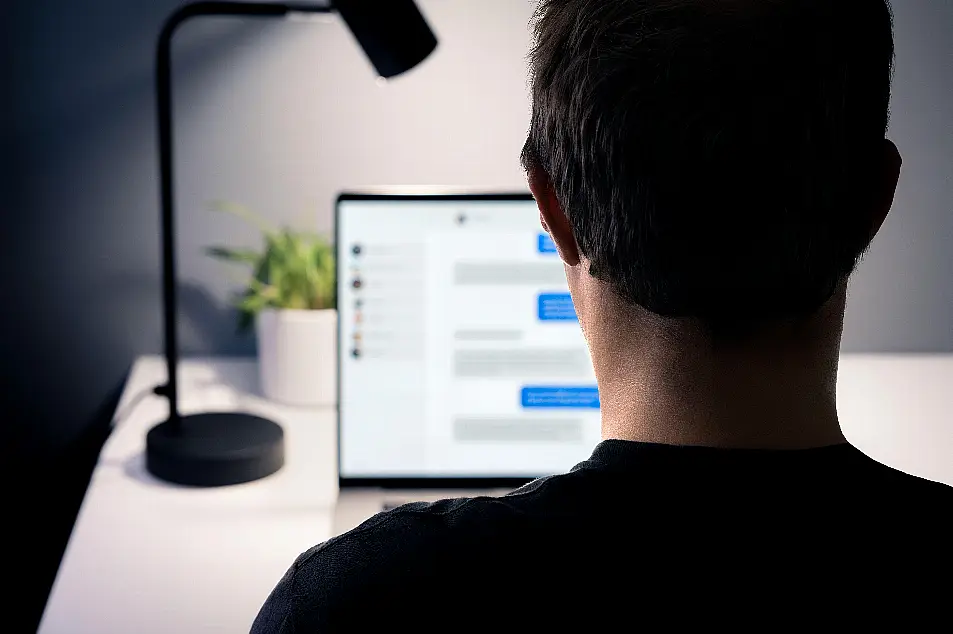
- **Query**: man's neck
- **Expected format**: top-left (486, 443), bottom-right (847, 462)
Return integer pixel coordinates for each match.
top-left (585, 287), bottom-right (849, 451)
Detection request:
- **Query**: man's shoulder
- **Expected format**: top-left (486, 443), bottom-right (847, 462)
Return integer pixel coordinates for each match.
top-left (305, 475), bottom-right (564, 565)
top-left (251, 479), bottom-right (563, 632)
top-left (848, 448), bottom-right (953, 496)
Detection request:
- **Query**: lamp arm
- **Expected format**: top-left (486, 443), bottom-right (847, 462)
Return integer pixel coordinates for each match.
top-left (155, 2), bottom-right (332, 426)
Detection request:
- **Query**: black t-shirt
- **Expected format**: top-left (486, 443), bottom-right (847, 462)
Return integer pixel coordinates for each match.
top-left (252, 440), bottom-right (951, 632)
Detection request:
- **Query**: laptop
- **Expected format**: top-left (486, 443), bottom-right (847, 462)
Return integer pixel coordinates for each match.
top-left (331, 191), bottom-right (602, 536)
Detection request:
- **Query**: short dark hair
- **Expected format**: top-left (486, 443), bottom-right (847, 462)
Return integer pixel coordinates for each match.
top-left (522, 0), bottom-right (895, 330)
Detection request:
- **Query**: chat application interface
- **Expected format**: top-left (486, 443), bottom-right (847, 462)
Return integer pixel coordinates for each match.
top-left (338, 198), bottom-right (601, 478)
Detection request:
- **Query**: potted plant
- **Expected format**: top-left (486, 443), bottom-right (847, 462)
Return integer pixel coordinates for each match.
top-left (206, 201), bottom-right (336, 407)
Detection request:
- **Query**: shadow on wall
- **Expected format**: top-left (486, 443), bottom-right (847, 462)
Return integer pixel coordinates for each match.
top-left (93, 273), bottom-right (258, 356)
top-left (5, 4), bottom-right (280, 631)
top-left (12, 0), bottom-right (274, 143)
top-left (7, 0), bottom-right (272, 452)
top-left (6, 2), bottom-right (330, 473)
top-left (179, 281), bottom-right (258, 356)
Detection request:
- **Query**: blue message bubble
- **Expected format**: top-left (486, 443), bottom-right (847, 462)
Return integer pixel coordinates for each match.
top-left (538, 293), bottom-right (577, 321)
top-left (538, 233), bottom-right (557, 254)
top-left (521, 386), bottom-right (600, 409)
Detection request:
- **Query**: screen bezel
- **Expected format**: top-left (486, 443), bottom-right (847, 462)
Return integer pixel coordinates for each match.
top-left (335, 191), bottom-right (546, 489)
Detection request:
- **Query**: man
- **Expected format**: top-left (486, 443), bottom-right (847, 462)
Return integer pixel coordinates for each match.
top-left (254, 1), bottom-right (949, 629)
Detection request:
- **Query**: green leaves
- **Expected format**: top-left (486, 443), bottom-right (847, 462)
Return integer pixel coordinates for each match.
top-left (205, 202), bottom-right (336, 334)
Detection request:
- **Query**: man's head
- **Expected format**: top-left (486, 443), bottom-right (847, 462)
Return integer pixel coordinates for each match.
top-left (523, 0), bottom-right (901, 337)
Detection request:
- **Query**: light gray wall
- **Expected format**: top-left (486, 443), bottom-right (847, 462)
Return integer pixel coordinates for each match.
top-left (4, 0), bottom-right (952, 458)
top-left (844, 0), bottom-right (953, 350)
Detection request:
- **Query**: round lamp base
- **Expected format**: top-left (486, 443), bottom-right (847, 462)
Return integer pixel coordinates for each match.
top-left (145, 412), bottom-right (285, 487)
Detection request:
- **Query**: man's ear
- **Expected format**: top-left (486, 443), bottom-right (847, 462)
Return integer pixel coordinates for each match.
top-left (869, 139), bottom-right (903, 241)
top-left (526, 167), bottom-right (580, 266)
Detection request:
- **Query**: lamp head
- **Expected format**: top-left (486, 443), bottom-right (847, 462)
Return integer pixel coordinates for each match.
top-left (331, 0), bottom-right (437, 78)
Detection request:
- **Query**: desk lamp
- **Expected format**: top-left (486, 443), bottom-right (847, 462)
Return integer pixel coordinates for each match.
top-left (146, 0), bottom-right (437, 487)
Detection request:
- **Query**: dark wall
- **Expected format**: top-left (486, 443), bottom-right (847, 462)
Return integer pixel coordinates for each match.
top-left (2, 2), bottom-right (268, 629)
top-left (3, 1), bottom-right (272, 459)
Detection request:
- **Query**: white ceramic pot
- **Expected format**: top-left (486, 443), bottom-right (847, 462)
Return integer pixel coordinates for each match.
top-left (256, 308), bottom-right (337, 406)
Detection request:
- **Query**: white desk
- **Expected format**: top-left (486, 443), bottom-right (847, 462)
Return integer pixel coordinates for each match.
top-left (40, 354), bottom-right (953, 633)
top-left (40, 356), bottom-right (339, 634)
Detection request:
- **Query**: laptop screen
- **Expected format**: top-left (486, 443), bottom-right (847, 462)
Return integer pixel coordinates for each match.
top-left (336, 193), bottom-right (601, 483)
